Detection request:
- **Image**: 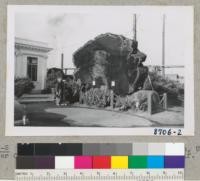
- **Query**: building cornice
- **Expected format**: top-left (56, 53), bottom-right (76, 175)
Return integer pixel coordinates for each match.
top-left (15, 43), bottom-right (52, 53)
top-left (15, 37), bottom-right (53, 53)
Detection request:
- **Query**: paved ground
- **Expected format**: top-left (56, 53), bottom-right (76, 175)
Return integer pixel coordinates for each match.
top-left (129, 106), bottom-right (184, 126)
top-left (15, 102), bottom-right (183, 127)
top-left (21, 102), bottom-right (69, 126)
top-left (45, 107), bottom-right (153, 127)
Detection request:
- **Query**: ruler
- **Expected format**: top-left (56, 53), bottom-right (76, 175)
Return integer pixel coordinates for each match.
top-left (15, 169), bottom-right (184, 181)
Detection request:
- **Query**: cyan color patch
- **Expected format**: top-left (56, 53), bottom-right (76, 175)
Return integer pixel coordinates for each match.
top-left (147, 156), bottom-right (164, 168)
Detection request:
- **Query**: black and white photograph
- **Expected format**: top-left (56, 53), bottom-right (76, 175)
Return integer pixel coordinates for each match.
top-left (6, 6), bottom-right (194, 136)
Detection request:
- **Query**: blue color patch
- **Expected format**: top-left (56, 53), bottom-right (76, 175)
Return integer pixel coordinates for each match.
top-left (147, 156), bottom-right (164, 168)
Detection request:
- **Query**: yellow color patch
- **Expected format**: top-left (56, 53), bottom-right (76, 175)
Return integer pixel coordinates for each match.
top-left (111, 156), bottom-right (128, 169)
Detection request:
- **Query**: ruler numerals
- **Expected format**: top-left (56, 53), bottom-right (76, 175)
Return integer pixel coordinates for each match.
top-left (15, 169), bottom-right (184, 181)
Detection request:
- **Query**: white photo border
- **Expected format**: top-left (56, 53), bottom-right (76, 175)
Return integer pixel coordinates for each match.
top-left (6, 5), bottom-right (194, 136)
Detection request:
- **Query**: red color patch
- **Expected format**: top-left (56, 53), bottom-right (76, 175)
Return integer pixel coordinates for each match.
top-left (92, 156), bottom-right (111, 169)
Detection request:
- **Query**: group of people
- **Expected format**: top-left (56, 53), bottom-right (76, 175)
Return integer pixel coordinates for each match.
top-left (55, 76), bottom-right (83, 106)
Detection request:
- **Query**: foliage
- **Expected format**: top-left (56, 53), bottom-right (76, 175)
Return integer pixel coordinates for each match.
top-left (143, 71), bottom-right (184, 99)
top-left (46, 68), bottom-right (64, 89)
top-left (115, 90), bottom-right (160, 112)
top-left (83, 87), bottom-right (111, 107)
top-left (63, 80), bottom-right (80, 103)
top-left (15, 77), bottom-right (34, 97)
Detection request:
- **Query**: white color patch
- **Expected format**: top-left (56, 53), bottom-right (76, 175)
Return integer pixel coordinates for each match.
top-left (165, 143), bottom-right (184, 155)
top-left (55, 156), bottom-right (74, 169)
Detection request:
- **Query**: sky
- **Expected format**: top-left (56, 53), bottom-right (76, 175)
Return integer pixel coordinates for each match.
top-left (15, 6), bottom-right (193, 76)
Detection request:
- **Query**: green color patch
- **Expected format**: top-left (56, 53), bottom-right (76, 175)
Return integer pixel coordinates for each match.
top-left (128, 156), bottom-right (147, 168)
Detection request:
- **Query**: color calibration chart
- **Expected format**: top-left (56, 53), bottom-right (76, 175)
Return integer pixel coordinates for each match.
top-left (15, 143), bottom-right (185, 181)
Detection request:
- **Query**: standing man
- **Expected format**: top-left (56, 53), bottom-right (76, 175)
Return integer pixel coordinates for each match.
top-left (55, 76), bottom-right (64, 106)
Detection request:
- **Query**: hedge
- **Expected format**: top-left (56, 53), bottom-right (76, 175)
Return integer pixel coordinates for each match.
top-left (15, 77), bottom-right (34, 97)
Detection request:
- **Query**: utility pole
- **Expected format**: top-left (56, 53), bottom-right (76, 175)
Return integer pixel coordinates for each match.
top-left (133, 14), bottom-right (137, 41)
top-left (61, 53), bottom-right (64, 71)
top-left (162, 14), bottom-right (166, 77)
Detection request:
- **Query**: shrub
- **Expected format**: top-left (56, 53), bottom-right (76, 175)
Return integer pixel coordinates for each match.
top-left (83, 87), bottom-right (111, 107)
top-left (46, 68), bottom-right (64, 89)
top-left (115, 90), bottom-right (160, 112)
top-left (143, 71), bottom-right (184, 98)
top-left (15, 77), bottom-right (34, 97)
top-left (63, 81), bottom-right (80, 103)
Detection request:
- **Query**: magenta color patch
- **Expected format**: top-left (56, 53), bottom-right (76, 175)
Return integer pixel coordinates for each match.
top-left (74, 156), bottom-right (92, 169)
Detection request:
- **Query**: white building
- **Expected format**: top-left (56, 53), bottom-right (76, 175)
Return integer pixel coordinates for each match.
top-left (15, 37), bottom-right (52, 90)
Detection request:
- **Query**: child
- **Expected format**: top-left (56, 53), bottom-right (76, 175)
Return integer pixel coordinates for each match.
top-left (55, 76), bottom-right (64, 106)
